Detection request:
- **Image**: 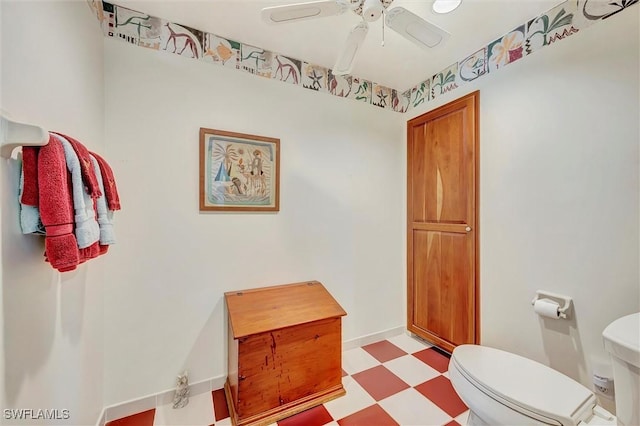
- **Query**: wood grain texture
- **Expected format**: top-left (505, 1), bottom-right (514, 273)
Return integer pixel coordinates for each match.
top-left (236, 319), bottom-right (341, 418)
top-left (226, 379), bottom-right (344, 426)
top-left (412, 222), bottom-right (471, 233)
top-left (407, 91), bottom-right (480, 353)
top-left (225, 281), bottom-right (346, 426)
top-left (227, 320), bottom-right (239, 407)
top-left (413, 231), bottom-right (473, 348)
top-left (225, 281), bottom-right (346, 338)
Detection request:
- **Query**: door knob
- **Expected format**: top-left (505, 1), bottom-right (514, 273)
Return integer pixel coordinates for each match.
top-left (466, 226), bottom-right (472, 232)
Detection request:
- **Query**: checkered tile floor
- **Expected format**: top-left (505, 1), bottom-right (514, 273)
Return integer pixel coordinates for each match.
top-left (106, 333), bottom-right (469, 426)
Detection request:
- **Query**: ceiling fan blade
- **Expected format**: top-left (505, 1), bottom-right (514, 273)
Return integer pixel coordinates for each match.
top-left (262, 0), bottom-right (350, 24)
top-left (385, 7), bottom-right (450, 49)
top-left (333, 22), bottom-right (369, 75)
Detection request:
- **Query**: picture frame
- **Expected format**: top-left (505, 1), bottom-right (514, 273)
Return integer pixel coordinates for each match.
top-left (199, 128), bottom-right (280, 212)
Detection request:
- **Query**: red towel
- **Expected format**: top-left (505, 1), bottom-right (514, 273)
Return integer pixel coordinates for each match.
top-left (52, 132), bottom-right (102, 199)
top-left (80, 242), bottom-right (101, 261)
top-left (90, 152), bottom-right (121, 211)
top-left (38, 136), bottom-right (80, 272)
top-left (21, 145), bottom-right (41, 206)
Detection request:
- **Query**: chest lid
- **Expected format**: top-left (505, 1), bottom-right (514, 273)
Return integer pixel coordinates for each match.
top-left (225, 281), bottom-right (347, 338)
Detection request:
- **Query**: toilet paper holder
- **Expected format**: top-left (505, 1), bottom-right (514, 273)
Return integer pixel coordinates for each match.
top-left (531, 290), bottom-right (572, 319)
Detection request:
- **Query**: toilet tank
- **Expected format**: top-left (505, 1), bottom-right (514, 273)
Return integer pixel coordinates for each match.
top-left (602, 313), bottom-right (640, 426)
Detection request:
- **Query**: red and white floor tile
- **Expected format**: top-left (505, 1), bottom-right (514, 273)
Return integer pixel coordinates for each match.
top-left (105, 333), bottom-right (469, 426)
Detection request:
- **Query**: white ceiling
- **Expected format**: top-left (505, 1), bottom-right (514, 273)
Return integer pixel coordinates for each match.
top-left (115, 0), bottom-right (565, 89)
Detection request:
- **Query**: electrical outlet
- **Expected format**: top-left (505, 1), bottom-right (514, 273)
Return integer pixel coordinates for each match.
top-left (593, 374), bottom-right (615, 399)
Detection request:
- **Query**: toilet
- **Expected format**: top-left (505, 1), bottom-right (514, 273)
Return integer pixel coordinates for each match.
top-left (449, 312), bottom-right (640, 426)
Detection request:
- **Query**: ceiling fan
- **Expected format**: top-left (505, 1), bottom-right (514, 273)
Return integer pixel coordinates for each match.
top-left (261, 0), bottom-right (451, 75)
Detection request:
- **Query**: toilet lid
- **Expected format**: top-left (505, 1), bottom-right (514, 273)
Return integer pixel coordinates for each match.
top-left (452, 345), bottom-right (597, 426)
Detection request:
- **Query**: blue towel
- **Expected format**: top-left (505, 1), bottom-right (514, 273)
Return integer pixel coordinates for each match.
top-left (18, 158), bottom-right (45, 235)
top-left (90, 154), bottom-right (116, 245)
top-left (53, 134), bottom-right (100, 249)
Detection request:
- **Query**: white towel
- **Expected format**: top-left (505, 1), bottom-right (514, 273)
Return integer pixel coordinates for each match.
top-left (90, 154), bottom-right (116, 245)
top-left (53, 133), bottom-right (100, 249)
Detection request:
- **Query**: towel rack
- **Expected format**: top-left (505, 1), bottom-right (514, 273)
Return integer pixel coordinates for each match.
top-left (0, 115), bottom-right (49, 159)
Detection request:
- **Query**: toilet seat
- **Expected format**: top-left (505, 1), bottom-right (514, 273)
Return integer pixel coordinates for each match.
top-left (450, 345), bottom-right (601, 426)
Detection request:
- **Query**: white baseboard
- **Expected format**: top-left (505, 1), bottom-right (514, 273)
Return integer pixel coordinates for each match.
top-left (95, 407), bottom-right (106, 426)
top-left (100, 375), bottom-right (226, 424)
top-left (97, 328), bottom-right (406, 424)
top-left (342, 325), bottom-right (406, 351)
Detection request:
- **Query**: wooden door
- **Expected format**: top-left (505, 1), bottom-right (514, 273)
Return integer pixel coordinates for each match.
top-left (407, 91), bottom-right (479, 353)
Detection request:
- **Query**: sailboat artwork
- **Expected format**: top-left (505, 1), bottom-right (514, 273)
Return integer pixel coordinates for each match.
top-left (199, 128), bottom-right (280, 212)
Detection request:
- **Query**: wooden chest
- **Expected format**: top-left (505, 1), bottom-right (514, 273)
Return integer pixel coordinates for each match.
top-left (224, 281), bottom-right (347, 426)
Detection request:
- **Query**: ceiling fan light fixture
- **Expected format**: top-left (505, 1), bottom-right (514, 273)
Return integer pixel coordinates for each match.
top-left (362, 0), bottom-right (383, 22)
top-left (385, 7), bottom-right (450, 50)
top-left (432, 0), bottom-right (462, 14)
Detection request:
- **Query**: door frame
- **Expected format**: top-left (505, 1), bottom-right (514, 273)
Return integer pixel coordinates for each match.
top-left (406, 90), bottom-right (480, 351)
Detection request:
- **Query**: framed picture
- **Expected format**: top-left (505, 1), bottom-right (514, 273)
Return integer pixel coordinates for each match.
top-left (199, 128), bottom-right (280, 212)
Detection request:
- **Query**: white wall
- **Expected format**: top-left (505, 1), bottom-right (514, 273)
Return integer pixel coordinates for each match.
top-left (3, 0), bottom-right (635, 416)
top-left (103, 39), bottom-right (405, 405)
top-left (411, 8), bottom-right (639, 409)
top-left (1, 1), bottom-right (105, 425)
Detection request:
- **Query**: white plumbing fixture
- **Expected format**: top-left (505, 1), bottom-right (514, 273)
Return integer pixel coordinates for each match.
top-left (603, 312), bottom-right (640, 426)
top-left (449, 312), bottom-right (640, 426)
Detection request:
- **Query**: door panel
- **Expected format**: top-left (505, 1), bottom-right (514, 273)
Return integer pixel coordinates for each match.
top-left (407, 91), bottom-right (479, 353)
top-left (413, 230), bottom-right (472, 345)
top-left (411, 112), bottom-right (467, 224)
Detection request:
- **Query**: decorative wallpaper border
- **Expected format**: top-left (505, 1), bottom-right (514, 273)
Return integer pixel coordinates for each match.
top-left (405, 0), bottom-right (638, 112)
top-left (94, 1), bottom-right (402, 112)
top-left (88, 0), bottom-right (637, 114)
